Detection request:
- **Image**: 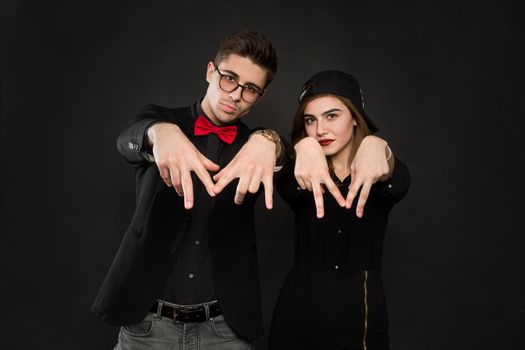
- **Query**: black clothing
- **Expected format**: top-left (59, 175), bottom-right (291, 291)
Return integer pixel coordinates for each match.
top-left (270, 158), bottom-right (410, 349)
top-left (160, 103), bottom-right (220, 305)
top-left (91, 102), bottom-right (290, 341)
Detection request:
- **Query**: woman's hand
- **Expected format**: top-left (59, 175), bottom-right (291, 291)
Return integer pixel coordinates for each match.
top-left (346, 135), bottom-right (393, 217)
top-left (294, 137), bottom-right (346, 218)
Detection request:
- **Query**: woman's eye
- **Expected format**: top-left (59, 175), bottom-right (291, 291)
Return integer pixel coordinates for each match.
top-left (327, 113), bottom-right (337, 119)
top-left (304, 118), bottom-right (315, 125)
top-left (225, 75), bottom-right (235, 81)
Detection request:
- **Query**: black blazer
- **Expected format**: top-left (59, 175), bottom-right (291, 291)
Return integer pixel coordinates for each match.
top-left (92, 103), bottom-right (289, 341)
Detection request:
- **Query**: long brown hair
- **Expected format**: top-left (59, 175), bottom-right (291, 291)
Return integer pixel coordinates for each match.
top-left (291, 93), bottom-right (371, 167)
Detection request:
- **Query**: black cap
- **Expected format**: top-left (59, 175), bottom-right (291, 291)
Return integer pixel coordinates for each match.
top-left (298, 70), bottom-right (378, 133)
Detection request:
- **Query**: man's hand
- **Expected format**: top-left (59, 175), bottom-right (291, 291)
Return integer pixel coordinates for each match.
top-left (294, 137), bottom-right (346, 219)
top-left (148, 123), bottom-right (220, 209)
top-left (212, 133), bottom-right (277, 209)
top-left (346, 135), bottom-right (393, 218)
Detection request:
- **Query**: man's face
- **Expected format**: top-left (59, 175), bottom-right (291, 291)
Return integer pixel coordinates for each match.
top-left (201, 53), bottom-right (268, 125)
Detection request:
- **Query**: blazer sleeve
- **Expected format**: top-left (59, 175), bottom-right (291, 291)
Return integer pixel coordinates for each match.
top-left (116, 104), bottom-right (177, 167)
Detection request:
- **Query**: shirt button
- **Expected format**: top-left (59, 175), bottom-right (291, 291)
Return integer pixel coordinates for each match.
top-left (334, 265), bottom-right (339, 270)
top-left (195, 240), bottom-right (200, 246)
top-left (388, 184), bottom-right (392, 189)
top-left (337, 229), bottom-right (342, 234)
top-left (296, 186), bottom-right (301, 191)
top-left (188, 273), bottom-right (194, 278)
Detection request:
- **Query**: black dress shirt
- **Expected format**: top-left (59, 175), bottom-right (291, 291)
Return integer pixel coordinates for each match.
top-left (159, 103), bottom-right (223, 304)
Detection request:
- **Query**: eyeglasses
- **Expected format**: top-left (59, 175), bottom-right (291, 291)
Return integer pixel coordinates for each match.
top-left (212, 62), bottom-right (264, 103)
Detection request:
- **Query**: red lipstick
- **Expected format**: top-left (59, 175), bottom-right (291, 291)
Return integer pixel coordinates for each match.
top-left (319, 139), bottom-right (334, 146)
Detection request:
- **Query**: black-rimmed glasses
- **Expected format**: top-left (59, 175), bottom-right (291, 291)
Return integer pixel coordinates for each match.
top-left (212, 62), bottom-right (263, 103)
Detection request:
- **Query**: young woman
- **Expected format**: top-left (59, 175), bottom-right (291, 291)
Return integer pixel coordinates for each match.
top-left (269, 70), bottom-right (410, 350)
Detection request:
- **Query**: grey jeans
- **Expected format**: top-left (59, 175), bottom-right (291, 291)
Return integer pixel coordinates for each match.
top-left (114, 313), bottom-right (253, 350)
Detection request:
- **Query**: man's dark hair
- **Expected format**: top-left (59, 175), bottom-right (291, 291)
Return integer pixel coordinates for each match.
top-left (215, 31), bottom-right (278, 87)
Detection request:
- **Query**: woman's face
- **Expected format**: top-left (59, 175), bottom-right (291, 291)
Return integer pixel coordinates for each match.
top-left (303, 95), bottom-right (355, 157)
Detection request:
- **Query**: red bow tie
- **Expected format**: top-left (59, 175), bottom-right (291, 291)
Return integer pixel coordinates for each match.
top-left (194, 115), bottom-right (237, 144)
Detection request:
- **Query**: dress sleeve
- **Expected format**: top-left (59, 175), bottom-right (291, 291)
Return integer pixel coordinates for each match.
top-left (275, 156), bottom-right (304, 210)
top-left (372, 156), bottom-right (410, 204)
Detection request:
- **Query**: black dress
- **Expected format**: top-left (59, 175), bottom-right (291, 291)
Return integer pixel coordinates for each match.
top-left (270, 158), bottom-right (410, 350)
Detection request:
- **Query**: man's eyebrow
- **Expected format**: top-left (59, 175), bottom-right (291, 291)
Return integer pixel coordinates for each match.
top-left (246, 82), bottom-right (264, 92)
top-left (221, 69), bottom-right (239, 79)
top-left (221, 68), bottom-right (264, 92)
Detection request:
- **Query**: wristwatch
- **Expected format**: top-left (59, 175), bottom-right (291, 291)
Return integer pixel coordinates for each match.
top-left (251, 129), bottom-right (282, 157)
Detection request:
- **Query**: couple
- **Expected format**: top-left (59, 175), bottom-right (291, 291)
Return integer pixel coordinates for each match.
top-left (92, 31), bottom-right (410, 350)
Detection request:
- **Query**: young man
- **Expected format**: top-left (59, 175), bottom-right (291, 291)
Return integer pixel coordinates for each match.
top-left (92, 31), bottom-right (395, 349)
top-left (92, 31), bottom-right (285, 349)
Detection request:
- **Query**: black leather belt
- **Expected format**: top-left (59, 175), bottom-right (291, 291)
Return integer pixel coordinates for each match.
top-left (150, 301), bottom-right (222, 323)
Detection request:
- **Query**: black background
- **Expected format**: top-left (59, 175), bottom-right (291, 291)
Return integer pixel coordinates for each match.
top-left (2, 1), bottom-right (524, 349)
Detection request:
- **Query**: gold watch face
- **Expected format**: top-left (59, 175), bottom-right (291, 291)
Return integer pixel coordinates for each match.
top-left (263, 129), bottom-right (279, 142)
